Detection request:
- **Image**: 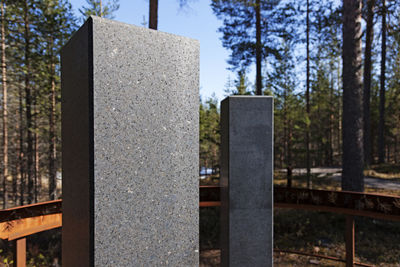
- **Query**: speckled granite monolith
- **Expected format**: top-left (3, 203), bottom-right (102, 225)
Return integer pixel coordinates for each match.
top-left (61, 16), bottom-right (199, 266)
top-left (220, 96), bottom-right (273, 267)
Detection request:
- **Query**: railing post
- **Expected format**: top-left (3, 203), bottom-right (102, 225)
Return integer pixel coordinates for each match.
top-left (220, 96), bottom-right (274, 267)
top-left (346, 215), bottom-right (355, 267)
top-left (13, 238), bottom-right (26, 267)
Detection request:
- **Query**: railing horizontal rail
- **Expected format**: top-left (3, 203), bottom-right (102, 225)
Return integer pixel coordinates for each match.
top-left (2, 187), bottom-right (398, 222)
top-left (0, 186), bottom-right (398, 267)
top-left (274, 187), bottom-right (400, 221)
top-left (0, 199), bottom-right (62, 223)
top-left (273, 249), bottom-right (374, 267)
top-left (200, 186), bottom-right (400, 221)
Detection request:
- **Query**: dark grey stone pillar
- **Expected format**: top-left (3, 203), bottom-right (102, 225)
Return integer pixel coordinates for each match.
top-left (220, 96), bottom-right (273, 267)
top-left (61, 16), bottom-right (199, 266)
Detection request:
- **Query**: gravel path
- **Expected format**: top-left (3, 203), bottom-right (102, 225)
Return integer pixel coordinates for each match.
top-left (278, 167), bottom-right (400, 190)
top-left (330, 173), bottom-right (400, 190)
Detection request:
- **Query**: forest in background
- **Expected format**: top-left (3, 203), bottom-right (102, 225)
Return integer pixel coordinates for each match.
top-left (0, 0), bottom-right (400, 209)
top-left (0, 0), bottom-right (76, 208)
top-left (201, 0), bottom-right (400, 188)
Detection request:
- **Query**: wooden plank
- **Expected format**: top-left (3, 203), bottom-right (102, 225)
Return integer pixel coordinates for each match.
top-left (0, 213), bottom-right (62, 240)
top-left (0, 199), bottom-right (61, 223)
top-left (199, 201), bottom-right (221, 207)
top-left (13, 238), bottom-right (26, 267)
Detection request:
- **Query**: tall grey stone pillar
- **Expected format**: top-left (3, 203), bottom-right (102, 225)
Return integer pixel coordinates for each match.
top-left (220, 96), bottom-right (273, 267)
top-left (61, 17), bottom-right (199, 266)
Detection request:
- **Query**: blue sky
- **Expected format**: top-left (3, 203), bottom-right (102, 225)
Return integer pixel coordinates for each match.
top-left (68, 0), bottom-right (235, 101)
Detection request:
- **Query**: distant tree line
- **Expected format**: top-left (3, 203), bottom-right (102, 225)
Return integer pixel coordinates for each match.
top-left (0, 0), bottom-right (77, 208)
top-left (210, 0), bottom-right (400, 190)
top-left (0, 0), bottom-right (128, 208)
top-left (199, 97), bottom-right (220, 174)
top-left (2, 0), bottom-right (400, 210)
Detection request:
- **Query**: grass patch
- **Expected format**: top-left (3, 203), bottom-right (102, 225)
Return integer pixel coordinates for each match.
top-left (200, 166), bottom-right (400, 265)
top-left (200, 175), bottom-right (220, 186)
top-left (364, 163), bottom-right (400, 180)
top-left (200, 208), bottom-right (400, 265)
top-left (200, 207), bottom-right (220, 249)
top-left (364, 169), bottom-right (400, 180)
top-left (275, 209), bottom-right (400, 266)
top-left (370, 163), bottom-right (400, 174)
top-left (274, 171), bottom-right (341, 191)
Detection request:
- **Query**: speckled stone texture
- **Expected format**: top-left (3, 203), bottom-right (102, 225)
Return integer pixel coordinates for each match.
top-left (220, 96), bottom-right (273, 267)
top-left (62, 16), bottom-right (199, 266)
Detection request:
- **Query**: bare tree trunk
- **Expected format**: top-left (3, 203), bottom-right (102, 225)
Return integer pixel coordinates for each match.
top-left (19, 83), bottom-right (25, 206)
top-left (24, 0), bottom-right (34, 204)
top-left (395, 135), bottom-right (398, 163)
top-left (363, 0), bottom-right (375, 167)
top-left (1, 1), bottom-right (8, 209)
top-left (378, 0), bottom-right (386, 164)
top-left (283, 90), bottom-right (291, 187)
top-left (329, 67), bottom-right (334, 166)
top-left (49, 58), bottom-right (57, 200)
top-left (287, 124), bottom-right (293, 188)
top-left (13, 130), bottom-right (18, 204)
top-left (387, 143), bottom-right (390, 163)
top-left (34, 102), bottom-right (39, 203)
top-left (337, 58), bottom-right (342, 161)
top-left (316, 89), bottom-right (322, 166)
top-left (255, 0), bottom-right (262, 95)
top-left (342, 0), bottom-right (364, 192)
top-left (306, 0), bottom-right (311, 188)
top-left (149, 0), bottom-right (158, 30)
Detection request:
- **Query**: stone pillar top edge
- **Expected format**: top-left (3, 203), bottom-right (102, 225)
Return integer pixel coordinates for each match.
top-left (88, 15), bottom-right (200, 44)
top-left (221, 95), bottom-right (273, 105)
top-left (223, 95), bottom-right (273, 99)
top-left (60, 18), bottom-right (91, 58)
top-left (62, 16), bottom-right (200, 56)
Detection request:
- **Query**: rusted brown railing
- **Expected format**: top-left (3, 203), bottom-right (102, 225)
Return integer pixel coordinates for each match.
top-left (2, 186), bottom-right (400, 267)
top-left (200, 186), bottom-right (400, 220)
top-left (274, 249), bottom-right (374, 267)
top-left (200, 185), bottom-right (400, 266)
top-left (0, 199), bottom-right (62, 267)
top-left (0, 199), bottom-right (61, 223)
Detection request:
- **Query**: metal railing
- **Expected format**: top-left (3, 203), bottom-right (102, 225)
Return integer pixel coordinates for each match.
top-left (0, 199), bottom-right (62, 266)
top-left (2, 186), bottom-right (400, 266)
top-left (201, 186), bottom-right (400, 266)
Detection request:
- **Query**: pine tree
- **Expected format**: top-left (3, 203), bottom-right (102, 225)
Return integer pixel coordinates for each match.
top-left (79, 0), bottom-right (119, 19)
top-left (305, 0), bottom-right (311, 188)
top-left (1, 0), bottom-right (76, 205)
top-left (378, 0), bottom-right (387, 163)
top-left (211, 0), bottom-right (282, 95)
top-left (363, 0), bottom-right (375, 167)
top-left (149, 0), bottom-right (158, 29)
top-left (1, 0), bottom-right (8, 208)
top-left (224, 70), bottom-right (252, 95)
top-left (199, 97), bottom-right (220, 174)
top-left (342, 0), bottom-right (364, 192)
top-left (268, 38), bottom-right (300, 187)
top-left (36, 0), bottom-right (76, 200)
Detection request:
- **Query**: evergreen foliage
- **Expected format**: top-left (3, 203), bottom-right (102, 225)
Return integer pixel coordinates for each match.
top-left (1, 0), bottom-right (77, 206)
top-left (199, 97), bottom-right (220, 174)
top-left (0, 0), bottom-right (399, 206)
top-left (212, 0), bottom-right (400, 189)
top-left (79, 0), bottom-right (119, 19)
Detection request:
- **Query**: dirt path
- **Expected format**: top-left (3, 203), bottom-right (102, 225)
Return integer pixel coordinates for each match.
top-left (330, 173), bottom-right (400, 190)
top-left (279, 167), bottom-right (400, 191)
